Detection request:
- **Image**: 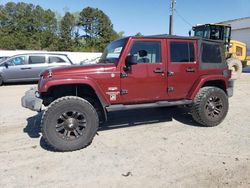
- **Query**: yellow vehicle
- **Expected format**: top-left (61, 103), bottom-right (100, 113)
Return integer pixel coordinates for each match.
top-left (229, 40), bottom-right (250, 66)
top-left (192, 23), bottom-right (249, 79)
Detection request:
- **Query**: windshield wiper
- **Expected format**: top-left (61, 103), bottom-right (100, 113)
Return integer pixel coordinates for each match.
top-left (98, 58), bottom-right (113, 64)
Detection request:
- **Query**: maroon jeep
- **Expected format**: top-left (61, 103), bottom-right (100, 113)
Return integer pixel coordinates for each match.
top-left (22, 35), bottom-right (234, 151)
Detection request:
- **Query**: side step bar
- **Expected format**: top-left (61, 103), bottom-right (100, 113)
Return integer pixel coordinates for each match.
top-left (106, 100), bottom-right (193, 112)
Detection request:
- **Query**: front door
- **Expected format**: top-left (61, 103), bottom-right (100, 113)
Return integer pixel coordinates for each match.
top-left (121, 39), bottom-right (167, 104)
top-left (167, 39), bottom-right (199, 100)
top-left (3, 55), bottom-right (28, 81)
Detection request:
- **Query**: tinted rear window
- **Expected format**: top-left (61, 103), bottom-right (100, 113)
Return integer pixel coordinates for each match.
top-left (202, 43), bottom-right (222, 63)
top-left (29, 56), bottom-right (46, 64)
top-left (49, 56), bottom-right (66, 63)
top-left (170, 42), bottom-right (195, 62)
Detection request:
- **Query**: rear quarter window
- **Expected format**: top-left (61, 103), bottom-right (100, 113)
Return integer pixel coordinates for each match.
top-left (49, 56), bottom-right (66, 63)
top-left (202, 43), bottom-right (222, 63)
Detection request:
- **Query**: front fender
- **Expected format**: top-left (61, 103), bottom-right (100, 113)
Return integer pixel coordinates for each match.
top-left (38, 77), bottom-right (110, 106)
top-left (187, 75), bottom-right (228, 100)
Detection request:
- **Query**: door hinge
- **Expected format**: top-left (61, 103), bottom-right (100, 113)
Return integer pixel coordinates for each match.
top-left (168, 87), bottom-right (174, 92)
top-left (120, 89), bottom-right (128, 95)
top-left (120, 73), bottom-right (128, 78)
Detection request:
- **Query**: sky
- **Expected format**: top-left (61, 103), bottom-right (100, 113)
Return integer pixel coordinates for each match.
top-left (0, 0), bottom-right (250, 36)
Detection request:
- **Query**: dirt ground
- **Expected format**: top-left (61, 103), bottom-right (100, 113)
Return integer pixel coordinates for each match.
top-left (0, 74), bottom-right (250, 188)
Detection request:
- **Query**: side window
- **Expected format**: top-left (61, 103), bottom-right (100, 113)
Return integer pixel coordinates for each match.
top-left (7, 56), bottom-right (25, 66)
top-left (236, 46), bottom-right (243, 56)
top-left (170, 42), bottom-right (195, 63)
top-left (129, 41), bottom-right (161, 64)
top-left (202, 43), bottom-right (222, 63)
top-left (28, 56), bottom-right (46, 64)
top-left (49, 56), bottom-right (66, 63)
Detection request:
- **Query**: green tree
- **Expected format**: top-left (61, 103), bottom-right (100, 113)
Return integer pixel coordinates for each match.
top-left (0, 3), bottom-right (120, 52)
top-left (78, 7), bottom-right (118, 51)
top-left (0, 2), bottom-right (58, 50)
top-left (58, 12), bottom-right (76, 51)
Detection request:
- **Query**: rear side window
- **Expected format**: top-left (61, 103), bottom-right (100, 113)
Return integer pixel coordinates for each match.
top-left (170, 42), bottom-right (195, 63)
top-left (49, 56), bottom-right (66, 63)
top-left (29, 56), bottom-right (46, 64)
top-left (202, 43), bottom-right (222, 63)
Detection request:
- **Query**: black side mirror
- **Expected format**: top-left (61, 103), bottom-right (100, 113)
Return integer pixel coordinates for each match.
top-left (125, 55), bottom-right (137, 67)
top-left (188, 30), bottom-right (191, 37)
top-left (4, 62), bottom-right (8, 68)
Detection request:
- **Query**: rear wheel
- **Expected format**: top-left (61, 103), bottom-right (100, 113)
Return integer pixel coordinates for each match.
top-left (191, 87), bottom-right (229, 127)
top-left (227, 57), bottom-right (242, 80)
top-left (41, 96), bottom-right (99, 152)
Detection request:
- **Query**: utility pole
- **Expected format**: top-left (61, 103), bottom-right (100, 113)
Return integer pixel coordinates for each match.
top-left (169, 0), bottom-right (176, 35)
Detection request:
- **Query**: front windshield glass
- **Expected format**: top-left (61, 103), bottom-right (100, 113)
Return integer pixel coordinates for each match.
top-left (194, 26), bottom-right (210, 39)
top-left (99, 38), bottom-right (128, 64)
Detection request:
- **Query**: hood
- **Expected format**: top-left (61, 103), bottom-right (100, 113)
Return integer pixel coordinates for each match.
top-left (46, 63), bottom-right (116, 77)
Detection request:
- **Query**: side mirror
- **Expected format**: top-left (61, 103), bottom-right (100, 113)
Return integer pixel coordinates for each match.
top-left (125, 55), bottom-right (137, 67)
top-left (4, 62), bottom-right (8, 68)
top-left (188, 30), bottom-right (191, 37)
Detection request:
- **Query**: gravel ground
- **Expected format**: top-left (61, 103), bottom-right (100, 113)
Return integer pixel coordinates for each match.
top-left (0, 74), bottom-right (250, 188)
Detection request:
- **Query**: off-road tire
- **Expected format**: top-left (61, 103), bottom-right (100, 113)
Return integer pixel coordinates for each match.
top-left (227, 57), bottom-right (242, 80)
top-left (191, 87), bottom-right (229, 127)
top-left (41, 96), bottom-right (99, 152)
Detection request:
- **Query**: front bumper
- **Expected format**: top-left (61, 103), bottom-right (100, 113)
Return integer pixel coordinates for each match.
top-left (227, 79), bottom-right (234, 97)
top-left (21, 87), bottom-right (43, 112)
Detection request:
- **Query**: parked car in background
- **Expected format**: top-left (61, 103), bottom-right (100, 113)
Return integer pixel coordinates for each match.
top-left (0, 53), bottom-right (73, 85)
top-left (80, 56), bottom-right (101, 65)
top-left (0, 56), bottom-right (9, 62)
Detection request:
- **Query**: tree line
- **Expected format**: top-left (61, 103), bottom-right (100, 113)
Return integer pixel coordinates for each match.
top-left (0, 2), bottom-right (140, 52)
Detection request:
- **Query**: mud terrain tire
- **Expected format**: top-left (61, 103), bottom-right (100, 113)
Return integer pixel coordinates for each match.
top-left (191, 87), bottom-right (229, 127)
top-left (41, 96), bottom-right (99, 152)
top-left (227, 57), bottom-right (242, 80)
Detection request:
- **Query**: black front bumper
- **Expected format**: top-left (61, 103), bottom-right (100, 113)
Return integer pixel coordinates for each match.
top-left (21, 87), bottom-right (43, 112)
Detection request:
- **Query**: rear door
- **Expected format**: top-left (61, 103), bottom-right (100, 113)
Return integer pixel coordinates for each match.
top-left (120, 39), bottom-right (168, 103)
top-left (167, 39), bottom-right (199, 100)
top-left (27, 55), bottom-right (47, 80)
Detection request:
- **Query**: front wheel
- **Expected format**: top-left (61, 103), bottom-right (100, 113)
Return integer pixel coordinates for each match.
top-left (191, 87), bottom-right (229, 127)
top-left (41, 96), bottom-right (99, 152)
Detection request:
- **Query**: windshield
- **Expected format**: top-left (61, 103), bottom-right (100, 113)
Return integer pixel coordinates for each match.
top-left (99, 38), bottom-right (128, 64)
top-left (193, 26), bottom-right (210, 39)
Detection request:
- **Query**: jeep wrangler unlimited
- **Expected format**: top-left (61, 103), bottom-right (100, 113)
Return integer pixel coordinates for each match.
top-left (22, 35), bottom-right (234, 151)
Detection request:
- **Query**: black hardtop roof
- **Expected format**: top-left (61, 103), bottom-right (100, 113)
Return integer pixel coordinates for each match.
top-left (134, 34), bottom-right (197, 40)
top-left (130, 34), bottom-right (224, 44)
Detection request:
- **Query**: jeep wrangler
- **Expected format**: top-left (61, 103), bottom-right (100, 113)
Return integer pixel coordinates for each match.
top-left (22, 35), bottom-right (234, 151)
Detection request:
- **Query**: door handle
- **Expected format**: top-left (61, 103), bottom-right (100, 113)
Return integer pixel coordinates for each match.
top-left (186, 67), bottom-right (195, 72)
top-left (154, 68), bottom-right (164, 73)
top-left (21, 67), bottom-right (31, 70)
